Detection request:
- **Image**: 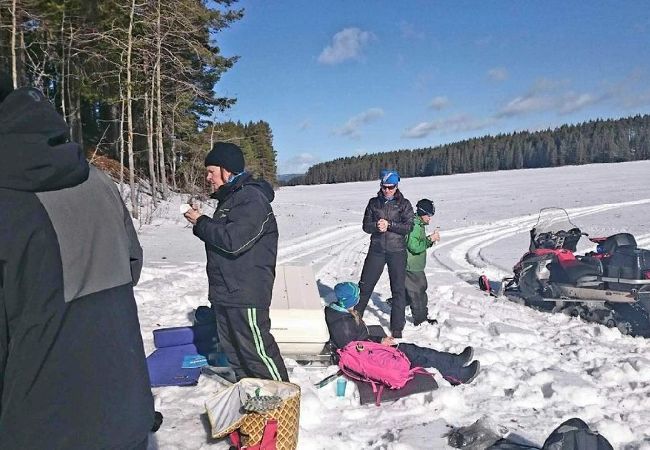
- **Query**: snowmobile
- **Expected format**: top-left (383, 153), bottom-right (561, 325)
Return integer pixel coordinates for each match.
top-left (479, 207), bottom-right (650, 337)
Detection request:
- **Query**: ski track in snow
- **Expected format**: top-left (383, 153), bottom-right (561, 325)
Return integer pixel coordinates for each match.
top-left (137, 161), bottom-right (650, 450)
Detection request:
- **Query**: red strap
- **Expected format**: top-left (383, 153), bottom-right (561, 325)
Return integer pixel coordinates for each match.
top-left (230, 430), bottom-right (242, 449)
top-left (375, 385), bottom-right (384, 406)
top-left (257, 419), bottom-right (278, 450)
top-left (229, 419), bottom-right (278, 450)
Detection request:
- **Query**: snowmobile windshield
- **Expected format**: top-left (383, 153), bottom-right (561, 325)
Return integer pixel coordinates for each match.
top-left (533, 208), bottom-right (578, 234)
top-left (530, 208), bottom-right (582, 251)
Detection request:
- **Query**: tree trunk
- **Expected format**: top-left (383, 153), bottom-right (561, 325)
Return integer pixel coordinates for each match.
top-left (170, 107), bottom-right (177, 191)
top-left (126, 0), bottom-right (138, 219)
top-left (60, 9), bottom-right (66, 121)
top-left (145, 89), bottom-right (157, 205)
top-left (155, 0), bottom-right (168, 198)
top-left (10, 0), bottom-right (17, 88)
top-left (119, 97), bottom-right (125, 195)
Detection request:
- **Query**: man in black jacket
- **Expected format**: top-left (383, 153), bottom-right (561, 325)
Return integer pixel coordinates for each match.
top-left (0, 81), bottom-right (154, 448)
top-left (185, 142), bottom-right (288, 382)
top-left (355, 169), bottom-right (414, 338)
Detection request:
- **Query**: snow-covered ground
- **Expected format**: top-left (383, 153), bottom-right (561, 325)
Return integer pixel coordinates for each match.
top-left (138, 160), bottom-right (650, 449)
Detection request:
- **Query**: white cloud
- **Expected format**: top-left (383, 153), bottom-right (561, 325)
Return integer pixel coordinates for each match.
top-left (487, 67), bottom-right (508, 81)
top-left (318, 28), bottom-right (375, 65)
top-left (429, 96), bottom-right (449, 110)
top-left (558, 92), bottom-right (599, 114)
top-left (280, 153), bottom-right (320, 174)
top-left (497, 94), bottom-right (554, 117)
top-left (333, 108), bottom-right (384, 138)
top-left (402, 115), bottom-right (495, 138)
top-left (496, 78), bottom-right (600, 117)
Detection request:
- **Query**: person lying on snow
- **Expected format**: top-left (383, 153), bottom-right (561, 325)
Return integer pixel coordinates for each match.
top-left (325, 282), bottom-right (481, 385)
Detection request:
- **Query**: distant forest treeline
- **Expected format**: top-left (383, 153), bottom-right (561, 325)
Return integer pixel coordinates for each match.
top-left (287, 115), bottom-right (650, 186)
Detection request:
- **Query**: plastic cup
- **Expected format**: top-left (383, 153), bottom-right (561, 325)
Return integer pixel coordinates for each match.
top-left (336, 377), bottom-right (347, 397)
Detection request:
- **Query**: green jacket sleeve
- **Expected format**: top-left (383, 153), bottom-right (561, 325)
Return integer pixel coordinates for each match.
top-left (406, 221), bottom-right (433, 255)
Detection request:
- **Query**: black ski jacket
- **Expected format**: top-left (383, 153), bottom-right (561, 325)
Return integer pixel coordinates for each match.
top-left (0, 88), bottom-right (154, 448)
top-left (324, 307), bottom-right (383, 349)
top-left (362, 189), bottom-right (414, 253)
top-left (194, 172), bottom-right (278, 309)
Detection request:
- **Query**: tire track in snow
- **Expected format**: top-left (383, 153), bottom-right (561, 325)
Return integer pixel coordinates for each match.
top-left (277, 223), bottom-right (371, 284)
top-left (277, 223), bottom-right (359, 263)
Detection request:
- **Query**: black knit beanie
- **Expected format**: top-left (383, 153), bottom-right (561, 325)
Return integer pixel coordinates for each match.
top-left (204, 142), bottom-right (245, 174)
top-left (416, 198), bottom-right (435, 216)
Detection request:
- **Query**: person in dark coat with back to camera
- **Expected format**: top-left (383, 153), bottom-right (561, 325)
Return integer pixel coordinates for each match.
top-left (184, 142), bottom-right (289, 382)
top-left (327, 282), bottom-right (480, 385)
top-left (0, 74), bottom-right (155, 449)
top-left (355, 169), bottom-right (413, 338)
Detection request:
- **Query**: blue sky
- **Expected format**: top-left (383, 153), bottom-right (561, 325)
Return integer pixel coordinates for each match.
top-left (214, 1), bottom-right (650, 174)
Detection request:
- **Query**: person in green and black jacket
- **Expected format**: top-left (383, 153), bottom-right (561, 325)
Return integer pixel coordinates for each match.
top-left (405, 199), bottom-right (440, 326)
top-left (184, 142), bottom-right (288, 382)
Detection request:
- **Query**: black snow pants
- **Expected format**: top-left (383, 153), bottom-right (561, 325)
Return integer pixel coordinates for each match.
top-left (356, 249), bottom-right (407, 334)
top-left (405, 271), bottom-right (429, 325)
top-left (398, 343), bottom-right (458, 378)
top-left (214, 305), bottom-right (289, 382)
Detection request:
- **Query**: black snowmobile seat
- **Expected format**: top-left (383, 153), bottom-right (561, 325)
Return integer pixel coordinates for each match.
top-left (602, 233), bottom-right (637, 255)
top-left (555, 260), bottom-right (602, 284)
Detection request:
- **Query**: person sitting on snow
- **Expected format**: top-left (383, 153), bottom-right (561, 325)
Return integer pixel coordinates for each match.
top-left (325, 282), bottom-right (481, 385)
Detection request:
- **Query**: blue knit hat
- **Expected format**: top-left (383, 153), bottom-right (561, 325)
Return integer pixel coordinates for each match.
top-left (379, 169), bottom-right (400, 186)
top-left (333, 282), bottom-right (360, 309)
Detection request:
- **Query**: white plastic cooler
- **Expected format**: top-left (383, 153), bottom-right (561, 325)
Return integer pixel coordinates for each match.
top-left (270, 265), bottom-right (330, 357)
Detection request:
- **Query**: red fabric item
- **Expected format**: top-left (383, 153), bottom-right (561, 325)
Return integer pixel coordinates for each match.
top-left (229, 419), bottom-right (278, 450)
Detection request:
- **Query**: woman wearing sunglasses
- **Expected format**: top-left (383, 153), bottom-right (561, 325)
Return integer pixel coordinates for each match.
top-left (355, 169), bottom-right (414, 338)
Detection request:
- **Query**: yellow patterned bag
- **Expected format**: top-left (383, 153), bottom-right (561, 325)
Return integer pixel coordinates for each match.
top-left (205, 378), bottom-right (300, 450)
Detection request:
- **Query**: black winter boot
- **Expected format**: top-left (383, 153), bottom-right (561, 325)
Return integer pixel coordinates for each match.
top-left (455, 346), bottom-right (474, 367)
top-left (444, 360), bottom-right (480, 386)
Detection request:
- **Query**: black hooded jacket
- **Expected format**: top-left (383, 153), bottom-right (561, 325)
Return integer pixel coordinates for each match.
top-left (193, 172), bottom-right (279, 309)
top-left (0, 88), bottom-right (153, 449)
top-left (324, 307), bottom-right (383, 350)
top-left (362, 189), bottom-right (414, 253)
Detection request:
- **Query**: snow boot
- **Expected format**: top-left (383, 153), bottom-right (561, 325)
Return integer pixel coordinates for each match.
top-left (455, 346), bottom-right (474, 367)
top-left (444, 360), bottom-right (480, 386)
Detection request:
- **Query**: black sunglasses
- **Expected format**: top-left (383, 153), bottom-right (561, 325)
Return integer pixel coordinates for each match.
top-left (381, 185), bottom-right (397, 190)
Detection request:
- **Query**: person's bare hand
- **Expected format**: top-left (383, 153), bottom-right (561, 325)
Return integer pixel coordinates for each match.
top-left (429, 229), bottom-right (440, 242)
top-left (377, 219), bottom-right (389, 232)
top-left (184, 208), bottom-right (202, 225)
top-left (381, 336), bottom-right (396, 346)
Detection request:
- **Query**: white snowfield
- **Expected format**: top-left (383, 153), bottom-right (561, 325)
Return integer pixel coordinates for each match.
top-left (138, 160), bottom-right (650, 450)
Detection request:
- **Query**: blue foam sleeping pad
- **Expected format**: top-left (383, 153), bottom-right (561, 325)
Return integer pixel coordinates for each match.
top-left (147, 344), bottom-right (203, 387)
top-left (147, 323), bottom-right (225, 387)
top-left (152, 323), bottom-right (218, 348)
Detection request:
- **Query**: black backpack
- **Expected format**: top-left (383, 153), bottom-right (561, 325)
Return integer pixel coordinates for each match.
top-left (540, 418), bottom-right (613, 450)
top-left (450, 417), bottom-right (613, 450)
